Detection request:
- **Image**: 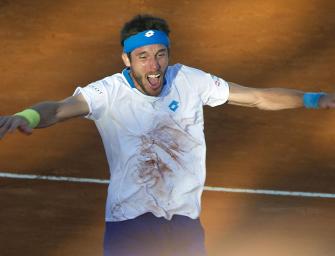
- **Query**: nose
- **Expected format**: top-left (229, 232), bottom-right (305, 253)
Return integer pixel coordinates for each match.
top-left (149, 57), bottom-right (160, 71)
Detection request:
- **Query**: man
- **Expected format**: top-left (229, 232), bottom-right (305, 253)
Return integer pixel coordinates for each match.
top-left (1, 14), bottom-right (334, 255)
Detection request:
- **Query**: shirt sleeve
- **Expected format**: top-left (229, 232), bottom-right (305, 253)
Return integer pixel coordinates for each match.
top-left (180, 65), bottom-right (230, 107)
top-left (198, 73), bottom-right (230, 107)
top-left (73, 79), bottom-right (110, 121)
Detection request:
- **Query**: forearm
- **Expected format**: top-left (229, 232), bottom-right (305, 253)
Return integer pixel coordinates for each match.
top-left (0, 101), bottom-right (62, 139)
top-left (253, 87), bottom-right (304, 110)
top-left (228, 82), bottom-right (313, 110)
top-left (30, 101), bottom-right (62, 128)
top-left (31, 95), bottom-right (89, 128)
top-left (0, 94), bottom-right (89, 139)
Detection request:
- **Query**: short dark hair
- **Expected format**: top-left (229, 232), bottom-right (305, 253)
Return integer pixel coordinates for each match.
top-left (120, 14), bottom-right (170, 46)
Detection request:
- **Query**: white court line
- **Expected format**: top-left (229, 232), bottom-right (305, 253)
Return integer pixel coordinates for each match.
top-left (1, 171), bottom-right (335, 199)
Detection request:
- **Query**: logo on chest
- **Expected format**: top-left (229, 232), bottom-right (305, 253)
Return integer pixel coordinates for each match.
top-left (168, 100), bottom-right (179, 112)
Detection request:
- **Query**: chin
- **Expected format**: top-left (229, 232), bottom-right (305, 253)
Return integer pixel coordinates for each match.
top-left (148, 90), bottom-right (161, 97)
top-left (145, 84), bottom-right (163, 96)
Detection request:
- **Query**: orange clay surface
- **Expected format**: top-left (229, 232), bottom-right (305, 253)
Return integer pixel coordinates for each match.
top-left (1, 1), bottom-right (335, 255)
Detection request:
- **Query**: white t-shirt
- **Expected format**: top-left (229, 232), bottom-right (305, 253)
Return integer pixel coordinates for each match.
top-left (73, 64), bottom-right (229, 222)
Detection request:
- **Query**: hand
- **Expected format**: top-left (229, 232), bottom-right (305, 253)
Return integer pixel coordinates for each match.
top-left (0, 115), bottom-right (33, 139)
top-left (318, 93), bottom-right (335, 109)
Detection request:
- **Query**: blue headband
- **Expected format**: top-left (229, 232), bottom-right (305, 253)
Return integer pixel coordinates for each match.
top-left (123, 30), bottom-right (170, 53)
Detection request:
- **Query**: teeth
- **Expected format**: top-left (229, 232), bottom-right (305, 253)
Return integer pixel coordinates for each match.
top-left (148, 74), bottom-right (160, 78)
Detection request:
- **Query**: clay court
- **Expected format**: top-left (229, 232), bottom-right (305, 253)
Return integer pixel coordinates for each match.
top-left (1, 0), bottom-right (335, 255)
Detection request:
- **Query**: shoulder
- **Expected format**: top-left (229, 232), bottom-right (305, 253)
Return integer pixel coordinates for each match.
top-left (92, 73), bottom-right (125, 88)
top-left (84, 72), bottom-right (128, 95)
top-left (167, 63), bottom-right (207, 76)
top-left (167, 64), bottom-right (214, 85)
top-left (166, 64), bottom-right (211, 85)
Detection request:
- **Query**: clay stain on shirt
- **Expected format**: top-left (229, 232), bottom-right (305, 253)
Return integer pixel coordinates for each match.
top-left (134, 120), bottom-right (200, 190)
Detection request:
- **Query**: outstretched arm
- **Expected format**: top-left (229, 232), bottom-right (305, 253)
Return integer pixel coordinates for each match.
top-left (227, 82), bottom-right (335, 110)
top-left (0, 94), bottom-right (89, 139)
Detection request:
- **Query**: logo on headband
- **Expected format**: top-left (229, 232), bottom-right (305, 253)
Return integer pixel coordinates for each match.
top-left (145, 30), bottom-right (155, 37)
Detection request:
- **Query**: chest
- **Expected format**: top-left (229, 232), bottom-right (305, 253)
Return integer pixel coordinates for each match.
top-left (107, 85), bottom-right (203, 136)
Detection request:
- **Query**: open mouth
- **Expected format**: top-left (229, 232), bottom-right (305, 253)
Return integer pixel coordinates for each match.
top-left (146, 73), bottom-right (162, 90)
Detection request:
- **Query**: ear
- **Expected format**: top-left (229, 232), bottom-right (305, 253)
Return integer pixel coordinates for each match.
top-left (122, 53), bottom-right (131, 67)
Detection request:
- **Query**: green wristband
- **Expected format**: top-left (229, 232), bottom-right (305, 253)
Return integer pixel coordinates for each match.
top-left (14, 109), bottom-right (41, 128)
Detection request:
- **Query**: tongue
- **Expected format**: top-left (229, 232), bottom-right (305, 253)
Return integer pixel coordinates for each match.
top-left (148, 77), bottom-right (160, 89)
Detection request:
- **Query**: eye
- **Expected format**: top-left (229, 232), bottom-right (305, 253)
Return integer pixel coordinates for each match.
top-left (157, 52), bottom-right (167, 57)
top-left (138, 53), bottom-right (148, 59)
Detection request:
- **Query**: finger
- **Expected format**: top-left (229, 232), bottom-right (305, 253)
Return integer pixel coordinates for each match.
top-left (12, 116), bottom-right (30, 133)
top-left (0, 116), bottom-right (9, 128)
top-left (17, 116), bottom-right (33, 134)
top-left (0, 117), bottom-right (12, 131)
top-left (7, 118), bottom-right (22, 133)
top-left (0, 118), bottom-right (12, 139)
top-left (18, 123), bottom-right (33, 135)
top-left (321, 99), bottom-right (335, 108)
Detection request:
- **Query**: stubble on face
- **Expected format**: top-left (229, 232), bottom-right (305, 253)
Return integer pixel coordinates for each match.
top-left (131, 71), bottom-right (152, 96)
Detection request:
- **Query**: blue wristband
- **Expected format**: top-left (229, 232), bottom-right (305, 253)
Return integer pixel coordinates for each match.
top-left (303, 92), bottom-right (326, 109)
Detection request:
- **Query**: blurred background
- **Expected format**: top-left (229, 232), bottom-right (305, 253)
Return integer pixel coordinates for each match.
top-left (1, 1), bottom-right (335, 255)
